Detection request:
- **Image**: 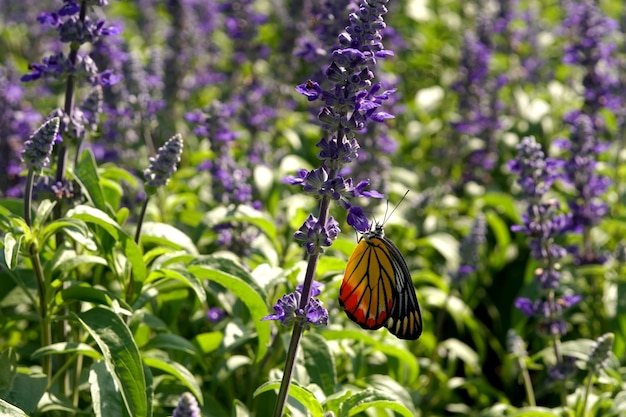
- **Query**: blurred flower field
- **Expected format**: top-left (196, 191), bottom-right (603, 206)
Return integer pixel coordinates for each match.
top-left (1, 0), bottom-right (626, 416)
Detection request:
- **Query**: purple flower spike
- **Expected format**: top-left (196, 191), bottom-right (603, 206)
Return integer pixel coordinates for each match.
top-left (262, 283), bottom-right (329, 330)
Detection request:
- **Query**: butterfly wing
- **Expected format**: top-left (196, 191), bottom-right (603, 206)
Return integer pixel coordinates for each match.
top-left (339, 235), bottom-right (396, 330)
top-left (382, 236), bottom-right (423, 340)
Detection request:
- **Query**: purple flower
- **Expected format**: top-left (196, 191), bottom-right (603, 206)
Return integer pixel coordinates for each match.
top-left (206, 307), bottom-right (226, 323)
top-left (454, 214), bottom-right (487, 283)
top-left (173, 392), bottom-right (201, 417)
top-left (509, 136), bottom-right (582, 340)
top-left (144, 134), bottom-right (184, 189)
top-left (451, 25), bottom-right (505, 185)
top-left (515, 295), bottom-right (581, 336)
top-left (294, 215), bottom-right (340, 255)
top-left (262, 283), bottom-right (328, 330)
top-left (559, 111), bottom-right (610, 235)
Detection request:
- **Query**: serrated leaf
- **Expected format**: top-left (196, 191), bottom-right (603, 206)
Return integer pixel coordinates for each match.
top-left (77, 307), bottom-right (148, 417)
top-left (142, 354), bottom-right (203, 405)
top-left (188, 264), bottom-right (270, 363)
top-left (338, 388), bottom-right (414, 417)
top-left (254, 381), bottom-right (324, 417)
top-left (140, 222), bottom-right (198, 255)
top-left (31, 342), bottom-right (101, 360)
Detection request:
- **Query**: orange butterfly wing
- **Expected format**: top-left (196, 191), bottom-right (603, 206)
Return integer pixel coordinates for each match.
top-left (339, 227), bottom-right (423, 340)
top-left (339, 235), bottom-right (396, 330)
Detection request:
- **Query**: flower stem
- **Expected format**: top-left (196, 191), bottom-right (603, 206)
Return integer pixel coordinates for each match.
top-left (578, 370), bottom-right (594, 417)
top-left (272, 188), bottom-right (332, 417)
top-left (29, 243), bottom-right (51, 381)
top-left (135, 198), bottom-right (150, 245)
top-left (24, 169), bottom-right (35, 227)
top-left (518, 356), bottom-right (536, 407)
top-left (272, 324), bottom-right (304, 417)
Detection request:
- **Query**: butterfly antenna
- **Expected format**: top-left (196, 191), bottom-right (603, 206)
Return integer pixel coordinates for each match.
top-left (383, 190), bottom-right (410, 224)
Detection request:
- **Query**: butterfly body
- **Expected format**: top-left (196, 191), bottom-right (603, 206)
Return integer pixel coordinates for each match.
top-left (339, 223), bottom-right (422, 340)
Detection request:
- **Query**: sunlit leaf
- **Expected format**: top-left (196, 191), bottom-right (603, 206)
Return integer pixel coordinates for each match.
top-left (77, 307), bottom-right (148, 417)
top-left (254, 381), bottom-right (324, 417)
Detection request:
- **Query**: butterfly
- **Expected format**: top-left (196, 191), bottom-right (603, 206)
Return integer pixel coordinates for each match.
top-left (339, 222), bottom-right (422, 340)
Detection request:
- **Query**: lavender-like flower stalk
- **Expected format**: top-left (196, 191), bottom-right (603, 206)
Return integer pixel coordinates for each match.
top-left (509, 136), bottom-right (580, 391)
top-left (144, 134), bottom-right (184, 191)
top-left (21, 117), bottom-right (60, 173)
top-left (268, 1), bottom-right (394, 415)
top-left (559, 0), bottom-right (618, 264)
top-left (451, 18), bottom-right (505, 185)
top-left (454, 213), bottom-right (487, 283)
top-left (186, 101), bottom-right (261, 256)
top-left (173, 392), bottom-right (202, 417)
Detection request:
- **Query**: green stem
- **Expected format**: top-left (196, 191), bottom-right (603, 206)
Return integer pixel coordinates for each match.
top-left (135, 198), bottom-right (150, 245)
top-left (272, 324), bottom-right (305, 417)
top-left (579, 370), bottom-right (594, 417)
top-left (126, 198), bottom-right (150, 304)
top-left (24, 169), bottom-right (35, 227)
top-left (518, 356), bottom-right (536, 407)
top-left (272, 181), bottom-right (334, 417)
top-left (29, 244), bottom-right (51, 381)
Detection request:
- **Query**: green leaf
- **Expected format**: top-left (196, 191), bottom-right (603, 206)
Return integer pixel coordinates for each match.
top-left (508, 407), bottom-right (563, 417)
top-left (480, 192), bottom-right (522, 223)
top-left (140, 222), bottom-right (198, 254)
top-left (301, 332), bottom-right (337, 396)
top-left (0, 399), bottom-right (29, 417)
top-left (40, 218), bottom-right (90, 248)
top-left (2, 370), bottom-right (47, 415)
top-left (77, 307), bottom-right (148, 417)
top-left (32, 199), bottom-right (56, 231)
top-left (68, 205), bottom-right (146, 286)
top-left (142, 354), bottom-right (204, 405)
top-left (31, 342), bottom-right (101, 360)
top-left (338, 388), bottom-right (415, 417)
top-left (75, 149), bottom-right (112, 215)
top-left (0, 348), bottom-right (18, 397)
top-left (254, 381), bottom-right (324, 417)
top-left (193, 332), bottom-right (223, 355)
top-left (610, 391), bottom-right (626, 414)
top-left (321, 330), bottom-right (419, 383)
top-left (46, 250), bottom-right (108, 278)
top-left (55, 285), bottom-right (132, 311)
top-left (3, 233), bottom-right (22, 270)
top-left (139, 333), bottom-right (198, 356)
top-left (90, 360), bottom-right (124, 417)
top-left (192, 256), bottom-right (267, 299)
top-left (188, 264), bottom-right (270, 363)
top-left (145, 268), bottom-right (206, 304)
